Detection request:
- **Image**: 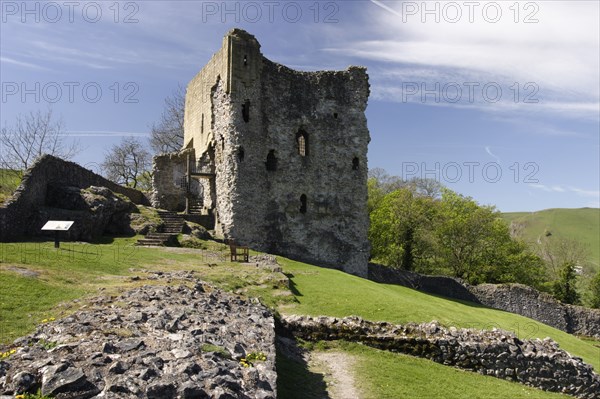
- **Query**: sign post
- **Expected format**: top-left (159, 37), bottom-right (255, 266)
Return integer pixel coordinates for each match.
top-left (41, 221), bottom-right (74, 248)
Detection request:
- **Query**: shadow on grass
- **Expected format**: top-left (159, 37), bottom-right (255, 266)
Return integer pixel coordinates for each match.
top-left (276, 337), bottom-right (329, 399)
top-left (284, 273), bottom-right (303, 297)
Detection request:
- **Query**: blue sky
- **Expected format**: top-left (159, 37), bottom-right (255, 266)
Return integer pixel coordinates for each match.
top-left (1, 0), bottom-right (598, 212)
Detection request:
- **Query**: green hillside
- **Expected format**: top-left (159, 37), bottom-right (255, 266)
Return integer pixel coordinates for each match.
top-left (502, 208), bottom-right (600, 268)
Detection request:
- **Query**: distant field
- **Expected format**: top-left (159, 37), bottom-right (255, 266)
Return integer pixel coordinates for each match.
top-left (502, 208), bottom-right (600, 268)
top-left (0, 168), bottom-right (21, 204)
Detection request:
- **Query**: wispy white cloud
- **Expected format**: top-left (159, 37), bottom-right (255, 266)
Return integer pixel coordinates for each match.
top-left (0, 56), bottom-right (47, 71)
top-left (337, 1), bottom-right (600, 119)
top-left (485, 146), bottom-right (501, 163)
top-left (529, 183), bottom-right (599, 198)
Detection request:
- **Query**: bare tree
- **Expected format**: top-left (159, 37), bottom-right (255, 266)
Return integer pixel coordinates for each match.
top-left (368, 167), bottom-right (406, 193)
top-left (536, 236), bottom-right (590, 280)
top-left (409, 177), bottom-right (443, 199)
top-left (149, 85), bottom-right (185, 154)
top-left (102, 137), bottom-right (152, 190)
top-left (368, 168), bottom-right (443, 198)
top-left (0, 109), bottom-right (80, 175)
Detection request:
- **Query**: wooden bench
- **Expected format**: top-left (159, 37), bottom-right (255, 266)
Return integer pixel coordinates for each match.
top-left (229, 240), bottom-right (249, 262)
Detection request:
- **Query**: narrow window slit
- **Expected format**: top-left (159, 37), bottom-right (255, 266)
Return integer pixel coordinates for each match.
top-left (266, 150), bottom-right (277, 171)
top-left (296, 129), bottom-right (309, 157)
top-left (242, 100), bottom-right (250, 123)
top-left (300, 194), bottom-right (307, 214)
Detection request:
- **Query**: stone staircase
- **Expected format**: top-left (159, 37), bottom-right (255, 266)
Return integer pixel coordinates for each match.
top-left (188, 197), bottom-right (203, 215)
top-left (136, 210), bottom-right (185, 246)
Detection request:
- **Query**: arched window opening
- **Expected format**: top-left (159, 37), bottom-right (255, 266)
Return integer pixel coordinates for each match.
top-left (201, 113), bottom-right (205, 134)
top-left (300, 194), bottom-right (307, 214)
top-left (333, 112), bottom-right (338, 119)
top-left (242, 100), bottom-right (250, 123)
top-left (266, 150), bottom-right (277, 171)
top-left (296, 129), bottom-right (309, 157)
top-left (352, 157), bottom-right (360, 170)
top-left (243, 55), bottom-right (248, 66)
top-left (238, 147), bottom-right (245, 162)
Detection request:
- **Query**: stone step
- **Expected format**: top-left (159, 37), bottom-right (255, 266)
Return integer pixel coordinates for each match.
top-left (146, 233), bottom-right (176, 239)
top-left (135, 239), bottom-right (167, 246)
top-left (139, 210), bottom-right (185, 244)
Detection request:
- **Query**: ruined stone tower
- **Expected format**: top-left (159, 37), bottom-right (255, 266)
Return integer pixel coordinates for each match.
top-left (153, 29), bottom-right (370, 277)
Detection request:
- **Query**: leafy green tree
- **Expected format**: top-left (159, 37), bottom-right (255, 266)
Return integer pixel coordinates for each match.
top-left (589, 272), bottom-right (600, 308)
top-left (369, 188), bottom-right (435, 270)
top-left (480, 232), bottom-right (546, 287)
top-left (367, 177), bottom-right (387, 215)
top-left (368, 172), bottom-right (546, 286)
top-left (431, 189), bottom-right (544, 285)
top-left (432, 189), bottom-right (498, 282)
top-left (553, 261), bottom-right (581, 305)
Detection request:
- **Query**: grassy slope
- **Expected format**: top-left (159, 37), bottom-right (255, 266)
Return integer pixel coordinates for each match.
top-left (347, 342), bottom-right (568, 399)
top-left (279, 258), bottom-right (600, 371)
top-left (276, 341), bottom-right (568, 399)
top-left (1, 238), bottom-right (598, 398)
top-left (502, 208), bottom-right (600, 268)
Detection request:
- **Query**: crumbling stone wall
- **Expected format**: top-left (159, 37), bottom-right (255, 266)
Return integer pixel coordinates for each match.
top-left (0, 155), bottom-right (148, 241)
top-left (180, 29), bottom-right (370, 277)
top-left (150, 151), bottom-right (188, 211)
top-left (471, 284), bottom-right (600, 338)
top-left (283, 315), bottom-right (600, 399)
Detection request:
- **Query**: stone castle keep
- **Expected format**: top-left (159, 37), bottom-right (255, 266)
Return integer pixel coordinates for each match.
top-left (152, 29), bottom-right (370, 276)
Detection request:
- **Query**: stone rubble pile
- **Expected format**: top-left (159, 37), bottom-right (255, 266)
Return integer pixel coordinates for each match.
top-left (282, 315), bottom-right (600, 399)
top-left (0, 272), bottom-right (277, 399)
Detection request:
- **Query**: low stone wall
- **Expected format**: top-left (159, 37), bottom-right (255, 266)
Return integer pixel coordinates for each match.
top-left (0, 271), bottom-right (277, 399)
top-left (368, 263), bottom-right (480, 303)
top-left (471, 284), bottom-right (600, 338)
top-left (282, 315), bottom-right (600, 399)
top-left (0, 155), bottom-right (149, 241)
top-left (369, 264), bottom-right (600, 337)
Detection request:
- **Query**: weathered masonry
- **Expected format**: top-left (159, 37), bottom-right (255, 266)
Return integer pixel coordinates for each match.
top-left (152, 29), bottom-right (371, 276)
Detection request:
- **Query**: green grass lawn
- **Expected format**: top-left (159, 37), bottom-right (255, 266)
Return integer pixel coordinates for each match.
top-left (279, 258), bottom-right (600, 371)
top-left (345, 342), bottom-right (569, 399)
top-left (502, 208), bottom-right (600, 268)
top-left (0, 237), bottom-right (291, 343)
top-left (1, 237), bottom-right (598, 398)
